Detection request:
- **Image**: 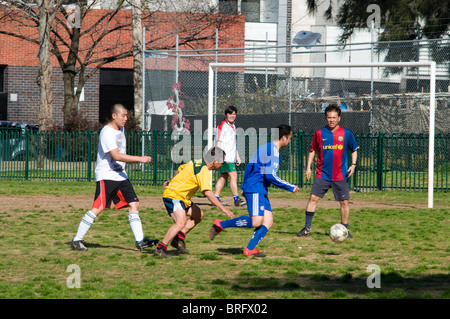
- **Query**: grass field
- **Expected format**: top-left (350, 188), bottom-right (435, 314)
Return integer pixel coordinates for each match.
top-left (0, 181), bottom-right (448, 302)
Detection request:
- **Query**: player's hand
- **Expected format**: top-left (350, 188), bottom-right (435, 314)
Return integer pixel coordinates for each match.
top-left (347, 165), bottom-right (356, 177)
top-left (293, 185), bottom-right (299, 193)
top-left (223, 208), bottom-right (235, 219)
top-left (163, 180), bottom-right (170, 188)
top-left (141, 156), bottom-right (152, 164)
top-left (305, 168), bottom-right (312, 181)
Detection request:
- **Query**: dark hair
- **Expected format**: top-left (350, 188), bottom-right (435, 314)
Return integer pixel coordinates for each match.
top-left (324, 103), bottom-right (341, 117)
top-left (224, 105), bottom-right (238, 115)
top-left (204, 147), bottom-right (226, 163)
top-left (276, 124), bottom-right (292, 139)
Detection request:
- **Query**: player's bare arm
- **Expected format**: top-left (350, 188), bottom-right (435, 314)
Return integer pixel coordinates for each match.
top-left (109, 148), bottom-right (151, 164)
top-left (204, 190), bottom-right (235, 219)
top-left (305, 150), bottom-right (316, 181)
top-left (347, 150), bottom-right (358, 177)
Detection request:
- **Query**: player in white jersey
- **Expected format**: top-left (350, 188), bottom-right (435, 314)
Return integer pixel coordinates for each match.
top-left (71, 104), bottom-right (158, 251)
top-left (214, 105), bottom-right (246, 207)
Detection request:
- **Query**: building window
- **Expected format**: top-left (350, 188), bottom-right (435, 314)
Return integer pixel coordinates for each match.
top-left (219, 0), bottom-right (239, 15)
top-left (219, 0), bottom-right (278, 23)
top-left (0, 66), bottom-right (5, 93)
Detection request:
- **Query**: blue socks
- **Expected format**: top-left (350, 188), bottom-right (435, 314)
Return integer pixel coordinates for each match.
top-left (219, 216), bottom-right (268, 251)
top-left (247, 225), bottom-right (268, 250)
top-left (220, 216), bottom-right (253, 229)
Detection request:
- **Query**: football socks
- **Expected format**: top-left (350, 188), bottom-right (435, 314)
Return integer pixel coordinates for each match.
top-left (74, 211), bottom-right (96, 241)
top-left (247, 225), bottom-right (268, 251)
top-left (220, 216), bottom-right (253, 229)
top-left (305, 211), bottom-right (315, 229)
top-left (128, 211), bottom-right (144, 242)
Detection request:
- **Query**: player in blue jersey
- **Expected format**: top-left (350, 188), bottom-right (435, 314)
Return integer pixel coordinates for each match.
top-left (296, 104), bottom-right (359, 238)
top-left (210, 124), bottom-right (299, 257)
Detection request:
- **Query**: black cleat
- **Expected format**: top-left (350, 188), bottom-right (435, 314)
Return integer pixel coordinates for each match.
top-left (71, 240), bottom-right (88, 251)
top-left (136, 237), bottom-right (159, 251)
top-left (296, 227), bottom-right (311, 237)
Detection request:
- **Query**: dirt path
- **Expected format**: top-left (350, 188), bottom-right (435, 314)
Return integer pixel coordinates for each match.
top-left (0, 193), bottom-right (425, 211)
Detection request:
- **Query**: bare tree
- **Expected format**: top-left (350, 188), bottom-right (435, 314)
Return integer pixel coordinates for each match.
top-left (37, 0), bottom-right (59, 130)
top-left (0, 0), bottom-right (241, 127)
top-left (131, 0), bottom-right (143, 121)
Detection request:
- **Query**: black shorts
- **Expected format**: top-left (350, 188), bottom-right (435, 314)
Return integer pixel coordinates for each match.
top-left (311, 177), bottom-right (350, 201)
top-left (93, 179), bottom-right (139, 210)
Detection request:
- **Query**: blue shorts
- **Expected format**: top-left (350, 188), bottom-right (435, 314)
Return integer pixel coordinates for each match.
top-left (163, 198), bottom-right (188, 216)
top-left (243, 193), bottom-right (272, 217)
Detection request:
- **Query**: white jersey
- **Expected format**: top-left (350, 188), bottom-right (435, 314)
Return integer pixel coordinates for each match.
top-left (217, 119), bottom-right (237, 163)
top-left (95, 125), bottom-right (128, 181)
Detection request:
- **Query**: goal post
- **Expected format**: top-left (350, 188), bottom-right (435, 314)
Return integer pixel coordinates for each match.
top-left (207, 61), bottom-right (437, 208)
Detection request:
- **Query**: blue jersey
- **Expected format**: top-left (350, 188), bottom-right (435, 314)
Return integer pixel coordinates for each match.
top-left (241, 142), bottom-right (296, 195)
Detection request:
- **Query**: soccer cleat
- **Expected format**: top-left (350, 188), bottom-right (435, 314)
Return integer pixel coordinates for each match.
top-left (210, 219), bottom-right (224, 240)
top-left (244, 248), bottom-right (266, 257)
top-left (296, 227), bottom-right (311, 237)
top-left (234, 198), bottom-right (247, 207)
top-left (171, 238), bottom-right (190, 254)
top-left (136, 237), bottom-right (159, 251)
top-left (71, 240), bottom-right (88, 251)
top-left (153, 247), bottom-right (170, 258)
top-left (347, 230), bottom-right (353, 239)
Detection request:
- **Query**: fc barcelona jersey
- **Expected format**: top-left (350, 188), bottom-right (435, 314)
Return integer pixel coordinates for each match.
top-left (311, 126), bottom-right (359, 181)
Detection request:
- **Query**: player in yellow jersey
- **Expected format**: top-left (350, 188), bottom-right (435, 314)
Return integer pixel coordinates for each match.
top-left (154, 147), bottom-right (235, 257)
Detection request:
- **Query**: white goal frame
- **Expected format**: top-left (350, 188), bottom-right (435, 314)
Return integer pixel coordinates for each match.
top-left (207, 62), bottom-right (437, 208)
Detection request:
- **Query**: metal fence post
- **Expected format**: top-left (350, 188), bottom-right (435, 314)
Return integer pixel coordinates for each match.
top-left (87, 129), bottom-right (92, 182)
top-left (25, 128), bottom-right (29, 181)
top-left (377, 133), bottom-right (384, 190)
top-left (152, 130), bottom-right (158, 185)
top-left (297, 131), bottom-right (303, 188)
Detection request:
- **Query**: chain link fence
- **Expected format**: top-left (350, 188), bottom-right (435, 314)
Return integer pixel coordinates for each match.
top-left (144, 38), bottom-right (449, 135)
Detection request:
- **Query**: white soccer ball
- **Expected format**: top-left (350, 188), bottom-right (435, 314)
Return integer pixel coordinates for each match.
top-left (329, 224), bottom-right (349, 243)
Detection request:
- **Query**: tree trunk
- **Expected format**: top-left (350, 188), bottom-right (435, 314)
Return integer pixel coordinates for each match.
top-left (132, 0), bottom-right (143, 126)
top-left (37, 0), bottom-right (54, 131)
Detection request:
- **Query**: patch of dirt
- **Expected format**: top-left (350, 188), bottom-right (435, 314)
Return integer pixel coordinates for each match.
top-left (0, 193), bottom-right (425, 212)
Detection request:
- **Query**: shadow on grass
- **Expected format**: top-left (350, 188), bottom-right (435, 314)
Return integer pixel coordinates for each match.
top-left (220, 272), bottom-right (450, 298)
top-left (65, 241), bottom-right (137, 252)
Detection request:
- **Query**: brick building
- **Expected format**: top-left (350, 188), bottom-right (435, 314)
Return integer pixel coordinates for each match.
top-left (0, 7), bottom-right (245, 127)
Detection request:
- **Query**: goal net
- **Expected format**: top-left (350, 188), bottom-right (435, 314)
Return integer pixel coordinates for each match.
top-left (207, 62), bottom-right (438, 208)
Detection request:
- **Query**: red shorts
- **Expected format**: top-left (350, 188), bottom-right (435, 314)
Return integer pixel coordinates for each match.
top-left (93, 179), bottom-right (139, 210)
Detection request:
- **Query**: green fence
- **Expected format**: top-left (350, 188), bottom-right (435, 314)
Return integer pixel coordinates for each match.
top-left (0, 129), bottom-right (448, 191)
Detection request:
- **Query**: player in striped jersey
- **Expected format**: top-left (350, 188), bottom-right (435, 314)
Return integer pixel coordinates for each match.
top-left (297, 104), bottom-right (359, 238)
top-left (210, 124), bottom-right (299, 257)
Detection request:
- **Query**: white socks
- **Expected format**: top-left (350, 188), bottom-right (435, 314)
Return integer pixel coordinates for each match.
top-left (73, 210), bottom-right (144, 243)
top-left (74, 211), bottom-right (96, 241)
top-left (128, 211), bottom-right (144, 242)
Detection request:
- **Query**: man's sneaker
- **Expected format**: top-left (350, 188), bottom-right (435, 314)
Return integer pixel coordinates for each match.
top-left (136, 237), bottom-right (159, 251)
top-left (244, 248), bottom-right (266, 258)
top-left (154, 247), bottom-right (169, 258)
top-left (347, 230), bottom-right (353, 239)
top-left (296, 227), bottom-right (311, 237)
top-left (71, 240), bottom-right (88, 251)
top-left (210, 219), bottom-right (224, 240)
top-left (171, 238), bottom-right (190, 254)
top-left (234, 198), bottom-right (247, 207)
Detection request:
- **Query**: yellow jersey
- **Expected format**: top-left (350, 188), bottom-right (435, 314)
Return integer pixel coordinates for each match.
top-left (163, 159), bottom-right (212, 207)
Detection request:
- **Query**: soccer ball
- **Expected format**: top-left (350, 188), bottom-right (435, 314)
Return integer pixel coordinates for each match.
top-left (329, 224), bottom-right (349, 243)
